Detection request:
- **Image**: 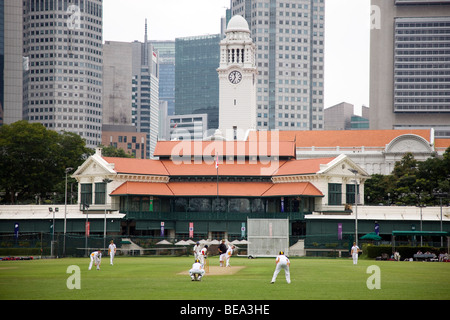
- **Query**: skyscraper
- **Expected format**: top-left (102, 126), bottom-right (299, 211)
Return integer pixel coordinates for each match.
top-left (1, 0), bottom-right (23, 125)
top-left (370, 0), bottom-right (450, 138)
top-left (230, 0), bottom-right (325, 131)
top-left (22, 0), bottom-right (103, 149)
top-left (131, 20), bottom-right (159, 158)
top-left (102, 20), bottom-right (159, 159)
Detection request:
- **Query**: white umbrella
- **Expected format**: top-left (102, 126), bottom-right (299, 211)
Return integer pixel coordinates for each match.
top-left (209, 239), bottom-right (220, 245)
top-left (156, 240), bottom-right (172, 245)
top-left (186, 239), bottom-right (196, 245)
top-left (175, 240), bottom-right (189, 245)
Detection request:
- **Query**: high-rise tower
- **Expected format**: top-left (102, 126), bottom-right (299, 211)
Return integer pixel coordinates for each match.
top-left (22, 0), bottom-right (104, 149)
top-left (370, 0), bottom-right (450, 138)
top-left (230, 0), bottom-right (325, 131)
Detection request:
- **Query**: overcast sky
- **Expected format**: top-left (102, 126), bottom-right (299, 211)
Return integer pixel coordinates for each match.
top-left (103, 0), bottom-right (371, 114)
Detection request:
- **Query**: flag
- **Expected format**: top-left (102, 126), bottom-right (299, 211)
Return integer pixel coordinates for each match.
top-left (189, 222), bottom-right (194, 238)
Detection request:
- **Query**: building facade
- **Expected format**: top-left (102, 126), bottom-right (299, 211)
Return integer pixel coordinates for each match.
top-left (231, 0), bottom-right (325, 131)
top-left (370, 0), bottom-right (450, 138)
top-left (22, 0), bottom-right (104, 149)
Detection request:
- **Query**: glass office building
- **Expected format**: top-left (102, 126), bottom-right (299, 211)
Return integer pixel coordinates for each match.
top-left (175, 34), bottom-right (221, 131)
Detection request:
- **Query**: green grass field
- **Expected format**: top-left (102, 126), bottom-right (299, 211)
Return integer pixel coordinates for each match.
top-left (0, 256), bottom-right (449, 300)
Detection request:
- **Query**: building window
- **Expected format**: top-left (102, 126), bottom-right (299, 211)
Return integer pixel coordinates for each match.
top-left (346, 184), bottom-right (359, 205)
top-left (95, 182), bottom-right (106, 205)
top-left (328, 183), bottom-right (342, 205)
top-left (81, 183), bottom-right (92, 205)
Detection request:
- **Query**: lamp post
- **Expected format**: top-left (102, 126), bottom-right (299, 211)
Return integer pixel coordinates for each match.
top-left (103, 178), bottom-right (113, 249)
top-left (49, 207), bottom-right (58, 257)
top-left (433, 190), bottom-right (448, 247)
top-left (416, 188), bottom-right (425, 247)
top-left (83, 203), bottom-right (90, 256)
top-left (63, 167), bottom-right (73, 257)
top-left (348, 169), bottom-right (359, 246)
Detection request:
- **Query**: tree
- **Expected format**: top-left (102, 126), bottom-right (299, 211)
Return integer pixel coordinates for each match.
top-left (98, 144), bottom-right (134, 158)
top-left (0, 121), bottom-right (91, 204)
top-left (364, 150), bottom-right (450, 206)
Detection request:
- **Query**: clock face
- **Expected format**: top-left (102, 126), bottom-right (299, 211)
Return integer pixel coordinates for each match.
top-left (228, 70), bottom-right (242, 84)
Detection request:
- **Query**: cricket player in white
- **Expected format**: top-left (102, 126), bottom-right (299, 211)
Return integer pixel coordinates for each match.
top-left (108, 240), bottom-right (116, 265)
top-left (189, 259), bottom-right (205, 281)
top-left (193, 242), bottom-right (201, 260)
top-left (225, 245), bottom-right (235, 267)
top-left (88, 250), bottom-right (102, 270)
top-left (199, 245), bottom-right (208, 266)
top-left (271, 251), bottom-right (290, 284)
top-left (351, 242), bottom-right (360, 265)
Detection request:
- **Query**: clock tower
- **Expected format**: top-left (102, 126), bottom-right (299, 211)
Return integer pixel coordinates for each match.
top-left (218, 15), bottom-right (257, 140)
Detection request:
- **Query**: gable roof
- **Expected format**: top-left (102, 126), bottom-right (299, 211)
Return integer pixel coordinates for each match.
top-left (102, 157), bottom-right (169, 176)
top-left (274, 157), bottom-right (337, 176)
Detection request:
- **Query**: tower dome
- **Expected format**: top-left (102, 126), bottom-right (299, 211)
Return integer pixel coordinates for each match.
top-left (226, 15), bottom-right (250, 33)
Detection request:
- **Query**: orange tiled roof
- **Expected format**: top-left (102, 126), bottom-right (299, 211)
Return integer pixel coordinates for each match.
top-left (103, 157), bottom-right (169, 176)
top-left (153, 140), bottom-right (296, 157)
top-left (262, 182), bottom-right (323, 197)
top-left (161, 159), bottom-right (288, 176)
top-left (274, 157), bottom-right (336, 176)
top-left (435, 138), bottom-right (450, 149)
top-left (249, 129), bottom-right (432, 148)
top-left (102, 156), bottom-right (337, 177)
top-left (111, 181), bottom-right (323, 197)
top-left (111, 181), bottom-right (173, 196)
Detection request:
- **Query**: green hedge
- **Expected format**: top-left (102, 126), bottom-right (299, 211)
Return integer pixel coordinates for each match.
top-left (0, 248), bottom-right (44, 257)
top-left (363, 244), bottom-right (446, 259)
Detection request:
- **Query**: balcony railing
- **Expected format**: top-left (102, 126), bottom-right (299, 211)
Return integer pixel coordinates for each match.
top-left (123, 210), bottom-right (310, 221)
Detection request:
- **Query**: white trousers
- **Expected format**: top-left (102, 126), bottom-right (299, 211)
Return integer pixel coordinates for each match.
top-left (89, 256), bottom-right (101, 270)
top-left (352, 254), bottom-right (358, 265)
top-left (271, 262), bottom-right (290, 283)
top-left (110, 252), bottom-right (115, 265)
top-left (189, 269), bottom-right (205, 280)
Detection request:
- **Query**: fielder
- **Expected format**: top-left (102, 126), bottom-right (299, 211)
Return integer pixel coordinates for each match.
top-left (88, 250), bottom-right (102, 270)
top-left (351, 242), bottom-right (360, 265)
top-left (108, 240), bottom-right (116, 265)
top-left (271, 251), bottom-right (290, 284)
top-left (225, 245), bottom-right (235, 267)
top-left (218, 239), bottom-right (227, 267)
top-left (189, 259), bottom-right (205, 281)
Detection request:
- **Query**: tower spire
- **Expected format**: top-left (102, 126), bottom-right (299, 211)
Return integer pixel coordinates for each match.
top-left (144, 18), bottom-right (149, 66)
